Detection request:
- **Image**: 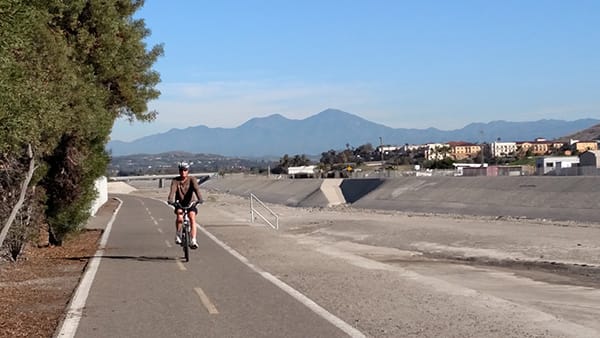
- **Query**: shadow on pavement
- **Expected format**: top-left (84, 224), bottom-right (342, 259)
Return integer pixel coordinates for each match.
top-left (66, 255), bottom-right (179, 262)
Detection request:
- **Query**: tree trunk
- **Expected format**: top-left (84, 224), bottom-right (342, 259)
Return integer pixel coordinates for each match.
top-left (0, 144), bottom-right (36, 249)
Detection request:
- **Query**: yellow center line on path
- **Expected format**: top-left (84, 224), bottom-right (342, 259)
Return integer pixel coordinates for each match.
top-left (194, 287), bottom-right (219, 314)
top-left (176, 260), bottom-right (187, 271)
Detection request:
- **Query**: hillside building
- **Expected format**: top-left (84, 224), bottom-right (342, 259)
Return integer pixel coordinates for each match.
top-left (574, 141), bottom-right (598, 153)
top-left (517, 140), bottom-right (563, 156)
top-left (448, 141), bottom-right (481, 160)
top-left (424, 143), bottom-right (450, 160)
top-left (491, 141), bottom-right (517, 158)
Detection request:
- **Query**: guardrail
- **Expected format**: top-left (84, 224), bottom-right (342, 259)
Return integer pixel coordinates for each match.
top-left (250, 193), bottom-right (279, 230)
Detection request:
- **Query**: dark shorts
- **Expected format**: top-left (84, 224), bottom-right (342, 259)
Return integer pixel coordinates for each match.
top-left (174, 206), bottom-right (197, 214)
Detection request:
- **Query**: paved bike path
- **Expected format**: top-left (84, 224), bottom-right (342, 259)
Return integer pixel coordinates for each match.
top-left (73, 194), bottom-right (351, 337)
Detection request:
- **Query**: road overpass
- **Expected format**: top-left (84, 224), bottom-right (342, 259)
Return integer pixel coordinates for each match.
top-left (109, 172), bottom-right (217, 187)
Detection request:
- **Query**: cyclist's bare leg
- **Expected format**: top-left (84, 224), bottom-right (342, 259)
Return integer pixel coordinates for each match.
top-left (175, 209), bottom-right (184, 234)
top-left (189, 211), bottom-right (198, 240)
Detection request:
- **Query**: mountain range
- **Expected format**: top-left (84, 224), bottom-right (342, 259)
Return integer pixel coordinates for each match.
top-left (108, 109), bottom-right (600, 157)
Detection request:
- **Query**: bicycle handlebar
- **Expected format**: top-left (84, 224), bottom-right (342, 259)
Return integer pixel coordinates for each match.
top-left (168, 200), bottom-right (202, 210)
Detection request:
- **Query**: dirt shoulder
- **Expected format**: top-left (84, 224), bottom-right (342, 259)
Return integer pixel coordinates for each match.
top-left (0, 198), bottom-right (118, 338)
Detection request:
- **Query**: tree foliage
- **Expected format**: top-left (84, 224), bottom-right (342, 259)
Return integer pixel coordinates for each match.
top-left (272, 154), bottom-right (311, 174)
top-left (0, 0), bottom-right (162, 249)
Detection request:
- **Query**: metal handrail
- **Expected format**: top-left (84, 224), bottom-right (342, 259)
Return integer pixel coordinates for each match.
top-left (250, 193), bottom-right (279, 230)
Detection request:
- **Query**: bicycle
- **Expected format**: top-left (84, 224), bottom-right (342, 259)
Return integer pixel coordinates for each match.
top-left (168, 200), bottom-right (201, 262)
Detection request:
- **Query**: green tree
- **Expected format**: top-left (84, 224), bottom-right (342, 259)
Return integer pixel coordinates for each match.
top-left (319, 149), bottom-right (338, 168)
top-left (0, 0), bottom-right (163, 248)
top-left (290, 154), bottom-right (311, 167)
top-left (424, 157), bottom-right (455, 169)
top-left (0, 1), bottom-right (75, 250)
top-left (41, 0), bottom-right (163, 244)
top-left (354, 143), bottom-right (374, 160)
top-left (272, 154), bottom-right (311, 174)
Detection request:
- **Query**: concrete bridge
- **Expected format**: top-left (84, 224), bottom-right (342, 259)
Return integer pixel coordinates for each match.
top-left (109, 172), bottom-right (217, 187)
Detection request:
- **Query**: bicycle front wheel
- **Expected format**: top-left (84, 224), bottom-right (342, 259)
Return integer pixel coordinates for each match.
top-left (182, 225), bottom-right (190, 262)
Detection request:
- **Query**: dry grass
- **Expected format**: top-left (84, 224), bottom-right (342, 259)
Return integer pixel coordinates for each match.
top-left (0, 229), bottom-right (101, 337)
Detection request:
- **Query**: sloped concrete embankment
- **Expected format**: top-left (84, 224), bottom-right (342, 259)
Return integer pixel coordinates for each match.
top-left (340, 178), bottom-right (385, 203)
top-left (201, 178), bottom-right (335, 207)
top-left (202, 177), bottom-right (383, 208)
top-left (352, 176), bottom-right (600, 223)
top-left (203, 176), bottom-right (600, 223)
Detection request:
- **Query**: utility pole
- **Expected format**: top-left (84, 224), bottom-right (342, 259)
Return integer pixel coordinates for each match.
top-left (480, 130), bottom-right (484, 167)
top-left (379, 136), bottom-right (384, 169)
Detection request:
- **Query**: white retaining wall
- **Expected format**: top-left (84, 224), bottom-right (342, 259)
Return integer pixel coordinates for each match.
top-left (90, 176), bottom-right (108, 216)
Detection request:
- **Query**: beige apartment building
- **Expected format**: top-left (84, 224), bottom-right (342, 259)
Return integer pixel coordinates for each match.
top-left (448, 141), bottom-right (481, 160)
top-left (517, 139), bottom-right (564, 156)
top-left (575, 141), bottom-right (598, 152)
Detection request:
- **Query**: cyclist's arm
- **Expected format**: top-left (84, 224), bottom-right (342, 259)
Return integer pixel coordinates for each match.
top-left (191, 176), bottom-right (203, 202)
top-left (167, 179), bottom-right (177, 203)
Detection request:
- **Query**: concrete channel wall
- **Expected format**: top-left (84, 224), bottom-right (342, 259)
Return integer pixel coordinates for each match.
top-left (201, 176), bottom-right (600, 223)
top-left (201, 178), bottom-right (327, 207)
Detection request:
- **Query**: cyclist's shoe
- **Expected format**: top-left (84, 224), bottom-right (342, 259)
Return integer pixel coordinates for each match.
top-left (190, 238), bottom-right (199, 249)
top-left (175, 234), bottom-right (182, 245)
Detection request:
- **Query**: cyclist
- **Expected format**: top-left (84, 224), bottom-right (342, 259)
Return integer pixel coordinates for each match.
top-left (167, 161), bottom-right (203, 249)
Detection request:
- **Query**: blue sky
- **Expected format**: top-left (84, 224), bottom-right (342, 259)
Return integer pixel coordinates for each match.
top-left (111, 0), bottom-right (600, 141)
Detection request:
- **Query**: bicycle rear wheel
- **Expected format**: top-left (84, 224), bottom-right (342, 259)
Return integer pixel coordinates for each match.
top-left (182, 223), bottom-right (190, 262)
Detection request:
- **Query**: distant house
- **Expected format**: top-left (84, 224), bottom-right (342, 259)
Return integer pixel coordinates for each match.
top-left (552, 141), bottom-right (566, 148)
top-left (535, 156), bottom-right (579, 175)
top-left (453, 162), bottom-right (487, 176)
top-left (518, 140), bottom-right (548, 155)
top-left (491, 141), bottom-right (517, 158)
top-left (579, 150), bottom-right (600, 168)
top-left (401, 144), bottom-right (422, 152)
top-left (287, 165), bottom-right (317, 178)
top-left (425, 143), bottom-right (450, 160)
top-left (517, 141), bottom-right (547, 155)
top-left (378, 145), bottom-right (402, 153)
top-left (575, 141), bottom-right (598, 153)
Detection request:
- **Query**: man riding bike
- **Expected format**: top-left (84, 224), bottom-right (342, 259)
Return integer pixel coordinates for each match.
top-left (168, 161), bottom-right (203, 249)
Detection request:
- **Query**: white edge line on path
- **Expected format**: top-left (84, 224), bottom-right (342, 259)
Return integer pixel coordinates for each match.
top-left (55, 197), bottom-right (123, 338)
top-left (197, 225), bottom-right (366, 338)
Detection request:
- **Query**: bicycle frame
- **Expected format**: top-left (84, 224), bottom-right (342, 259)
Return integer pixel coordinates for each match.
top-left (169, 201), bottom-right (200, 262)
